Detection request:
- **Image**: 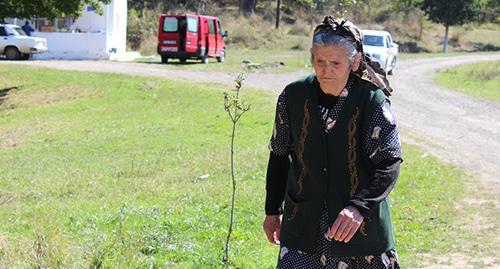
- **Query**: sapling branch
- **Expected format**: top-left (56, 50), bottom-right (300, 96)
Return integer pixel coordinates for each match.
top-left (222, 73), bottom-right (250, 268)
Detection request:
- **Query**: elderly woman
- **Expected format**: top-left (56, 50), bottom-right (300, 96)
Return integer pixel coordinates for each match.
top-left (263, 16), bottom-right (402, 268)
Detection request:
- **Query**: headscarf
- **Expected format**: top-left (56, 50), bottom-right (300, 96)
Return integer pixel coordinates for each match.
top-left (313, 16), bottom-right (393, 96)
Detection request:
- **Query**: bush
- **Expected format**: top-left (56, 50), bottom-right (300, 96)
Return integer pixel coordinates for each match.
top-left (127, 8), bottom-right (158, 51)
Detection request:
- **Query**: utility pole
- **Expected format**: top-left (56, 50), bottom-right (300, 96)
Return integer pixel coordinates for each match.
top-left (275, 0), bottom-right (281, 29)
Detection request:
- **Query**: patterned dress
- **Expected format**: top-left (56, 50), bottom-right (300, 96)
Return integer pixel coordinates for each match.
top-left (269, 78), bottom-right (402, 268)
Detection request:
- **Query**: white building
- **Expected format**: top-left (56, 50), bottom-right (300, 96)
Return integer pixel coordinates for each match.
top-left (7, 0), bottom-right (131, 60)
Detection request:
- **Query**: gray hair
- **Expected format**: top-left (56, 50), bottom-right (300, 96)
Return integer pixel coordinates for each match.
top-left (311, 32), bottom-right (358, 63)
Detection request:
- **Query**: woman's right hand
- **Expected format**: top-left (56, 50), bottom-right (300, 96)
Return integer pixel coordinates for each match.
top-left (263, 215), bottom-right (282, 245)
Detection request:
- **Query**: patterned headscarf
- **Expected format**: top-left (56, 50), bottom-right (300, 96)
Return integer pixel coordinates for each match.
top-left (313, 16), bottom-right (393, 96)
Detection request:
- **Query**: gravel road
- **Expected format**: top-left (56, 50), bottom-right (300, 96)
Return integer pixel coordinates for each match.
top-left (5, 54), bottom-right (499, 190)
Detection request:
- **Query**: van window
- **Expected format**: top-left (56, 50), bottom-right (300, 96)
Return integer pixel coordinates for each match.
top-left (208, 20), bottom-right (215, 34)
top-left (217, 21), bottom-right (222, 36)
top-left (163, 17), bottom-right (178, 32)
top-left (187, 17), bottom-right (198, 33)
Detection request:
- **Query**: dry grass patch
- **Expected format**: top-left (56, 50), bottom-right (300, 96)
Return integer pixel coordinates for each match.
top-left (6, 86), bottom-right (101, 109)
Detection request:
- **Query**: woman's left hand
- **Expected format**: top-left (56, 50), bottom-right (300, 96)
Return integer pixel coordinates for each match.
top-left (325, 206), bottom-right (364, 243)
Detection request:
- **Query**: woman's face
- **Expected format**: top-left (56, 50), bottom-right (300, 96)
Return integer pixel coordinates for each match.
top-left (311, 45), bottom-right (356, 92)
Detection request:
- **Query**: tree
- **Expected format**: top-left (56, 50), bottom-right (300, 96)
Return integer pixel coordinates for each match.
top-left (477, 0), bottom-right (500, 23)
top-left (419, 0), bottom-right (480, 52)
top-left (240, 0), bottom-right (257, 17)
top-left (0, 0), bottom-right (111, 21)
top-left (275, 0), bottom-right (281, 29)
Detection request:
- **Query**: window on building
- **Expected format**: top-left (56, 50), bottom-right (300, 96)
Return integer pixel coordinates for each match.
top-left (87, 5), bottom-right (96, 12)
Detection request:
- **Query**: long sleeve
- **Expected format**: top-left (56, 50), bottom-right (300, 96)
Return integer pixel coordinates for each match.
top-left (347, 158), bottom-right (400, 220)
top-left (265, 152), bottom-right (290, 215)
top-left (265, 90), bottom-right (293, 215)
top-left (347, 99), bottom-right (403, 220)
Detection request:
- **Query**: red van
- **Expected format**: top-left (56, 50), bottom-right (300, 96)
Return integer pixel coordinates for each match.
top-left (157, 14), bottom-right (227, 64)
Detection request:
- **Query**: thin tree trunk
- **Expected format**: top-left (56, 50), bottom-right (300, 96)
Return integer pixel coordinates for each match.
top-left (418, 15), bottom-right (423, 40)
top-left (443, 24), bottom-right (449, 53)
top-left (240, 0), bottom-right (257, 17)
top-left (275, 0), bottom-right (281, 29)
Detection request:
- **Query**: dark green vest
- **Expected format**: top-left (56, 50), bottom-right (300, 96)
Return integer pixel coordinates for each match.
top-left (279, 74), bottom-right (395, 257)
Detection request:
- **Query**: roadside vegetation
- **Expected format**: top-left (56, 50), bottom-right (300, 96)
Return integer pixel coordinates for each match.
top-left (1, 65), bottom-right (497, 268)
top-left (127, 1), bottom-right (500, 58)
top-left (435, 60), bottom-right (500, 101)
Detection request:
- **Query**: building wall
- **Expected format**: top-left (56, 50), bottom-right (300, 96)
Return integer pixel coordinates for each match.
top-left (6, 0), bottom-right (129, 60)
top-left (71, 5), bottom-right (106, 33)
top-left (33, 32), bottom-right (108, 59)
top-left (106, 0), bottom-right (128, 59)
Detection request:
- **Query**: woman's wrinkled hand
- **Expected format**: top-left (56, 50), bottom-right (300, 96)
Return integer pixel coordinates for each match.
top-left (263, 215), bottom-right (282, 245)
top-left (325, 206), bottom-right (364, 243)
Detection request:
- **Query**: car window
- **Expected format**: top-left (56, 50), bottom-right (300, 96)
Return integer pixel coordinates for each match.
top-left (386, 36), bottom-right (391, 48)
top-left (217, 21), bottom-right (222, 36)
top-left (187, 17), bottom-right (198, 33)
top-left (208, 19), bottom-right (215, 34)
top-left (387, 34), bottom-right (393, 44)
top-left (363, 35), bottom-right (384, 47)
top-left (4, 26), bottom-right (17, 36)
top-left (163, 17), bottom-right (178, 32)
top-left (13, 27), bottom-right (27, 36)
top-left (0, 27), bottom-right (6, 36)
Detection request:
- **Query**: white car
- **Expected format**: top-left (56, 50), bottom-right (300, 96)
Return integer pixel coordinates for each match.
top-left (0, 24), bottom-right (48, 60)
top-left (362, 30), bottom-right (398, 75)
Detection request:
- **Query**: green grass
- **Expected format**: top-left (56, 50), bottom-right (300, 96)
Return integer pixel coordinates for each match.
top-left (0, 65), bottom-right (482, 268)
top-left (434, 60), bottom-right (500, 101)
top-left (135, 47), bottom-right (311, 73)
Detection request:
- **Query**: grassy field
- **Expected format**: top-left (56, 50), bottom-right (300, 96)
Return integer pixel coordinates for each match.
top-left (435, 60), bottom-right (500, 101)
top-left (0, 65), bottom-right (488, 268)
top-left (135, 47), bottom-right (311, 73)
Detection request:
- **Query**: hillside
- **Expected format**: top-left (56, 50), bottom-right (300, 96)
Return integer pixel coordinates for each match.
top-left (127, 1), bottom-right (500, 55)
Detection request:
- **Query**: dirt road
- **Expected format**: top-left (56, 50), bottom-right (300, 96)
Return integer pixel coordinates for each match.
top-left (5, 54), bottom-right (500, 190)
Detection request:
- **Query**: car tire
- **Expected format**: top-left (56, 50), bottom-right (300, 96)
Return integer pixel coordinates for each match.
top-left (388, 57), bottom-right (396, 75)
top-left (216, 48), bottom-right (225, 63)
top-left (21, 53), bottom-right (31, 60)
top-left (201, 56), bottom-right (208, 64)
top-left (5, 47), bottom-right (20, 60)
top-left (161, 55), bottom-right (168, 63)
top-left (180, 58), bottom-right (187, 63)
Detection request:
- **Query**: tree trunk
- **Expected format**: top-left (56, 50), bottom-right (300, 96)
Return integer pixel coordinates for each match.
top-left (418, 15), bottom-right (423, 40)
top-left (240, 0), bottom-right (257, 17)
top-left (275, 0), bottom-right (281, 29)
top-left (443, 24), bottom-right (449, 53)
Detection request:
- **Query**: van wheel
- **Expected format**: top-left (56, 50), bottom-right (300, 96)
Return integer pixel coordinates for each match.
top-left (161, 55), bottom-right (168, 63)
top-left (5, 47), bottom-right (20, 60)
top-left (21, 53), bottom-right (31, 60)
top-left (217, 49), bottom-right (225, 63)
top-left (201, 56), bottom-right (209, 64)
top-left (180, 58), bottom-right (186, 63)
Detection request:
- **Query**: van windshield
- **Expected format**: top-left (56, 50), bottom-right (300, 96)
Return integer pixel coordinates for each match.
top-left (163, 17), bottom-right (178, 32)
top-left (363, 35), bottom-right (384, 47)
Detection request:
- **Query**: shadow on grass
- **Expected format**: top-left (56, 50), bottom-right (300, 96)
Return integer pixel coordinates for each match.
top-left (0, 86), bottom-right (21, 105)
